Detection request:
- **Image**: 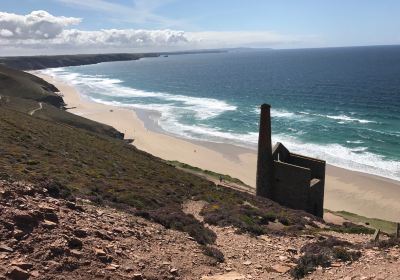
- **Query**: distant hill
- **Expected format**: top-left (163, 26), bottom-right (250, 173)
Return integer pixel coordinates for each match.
top-left (0, 53), bottom-right (159, 71)
top-left (0, 49), bottom-right (226, 70)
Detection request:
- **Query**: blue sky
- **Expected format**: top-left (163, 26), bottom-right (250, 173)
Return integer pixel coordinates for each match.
top-left (0, 0), bottom-right (399, 54)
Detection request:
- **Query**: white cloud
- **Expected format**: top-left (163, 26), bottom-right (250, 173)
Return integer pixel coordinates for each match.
top-left (0, 10), bottom-right (313, 55)
top-left (55, 28), bottom-right (191, 47)
top-left (0, 10), bottom-right (81, 40)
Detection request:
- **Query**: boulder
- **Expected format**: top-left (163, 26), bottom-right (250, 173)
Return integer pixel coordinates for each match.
top-left (0, 244), bottom-right (14, 253)
top-left (6, 267), bottom-right (30, 280)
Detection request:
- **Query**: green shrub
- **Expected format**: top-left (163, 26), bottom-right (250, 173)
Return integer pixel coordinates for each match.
top-left (202, 245), bottom-right (225, 263)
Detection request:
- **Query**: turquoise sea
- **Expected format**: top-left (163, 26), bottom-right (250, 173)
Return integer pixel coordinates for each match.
top-left (41, 46), bottom-right (400, 181)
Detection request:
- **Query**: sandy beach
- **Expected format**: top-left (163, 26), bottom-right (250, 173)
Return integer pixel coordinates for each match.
top-left (34, 72), bottom-right (400, 222)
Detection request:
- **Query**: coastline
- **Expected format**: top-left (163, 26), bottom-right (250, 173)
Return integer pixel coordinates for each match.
top-left (33, 72), bottom-right (400, 222)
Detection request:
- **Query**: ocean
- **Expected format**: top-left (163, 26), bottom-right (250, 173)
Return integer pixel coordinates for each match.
top-left (41, 46), bottom-right (400, 181)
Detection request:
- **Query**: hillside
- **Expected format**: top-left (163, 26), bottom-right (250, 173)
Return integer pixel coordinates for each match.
top-left (0, 65), bottom-right (123, 139)
top-left (0, 53), bottom-right (158, 71)
top-left (0, 50), bottom-right (225, 71)
top-left (0, 66), bottom-right (399, 279)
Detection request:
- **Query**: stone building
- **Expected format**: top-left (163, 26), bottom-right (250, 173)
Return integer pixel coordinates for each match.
top-left (256, 104), bottom-right (325, 217)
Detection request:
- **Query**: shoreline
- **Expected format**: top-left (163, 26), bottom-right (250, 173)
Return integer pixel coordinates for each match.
top-left (33, 71), bottom-right (400, 222)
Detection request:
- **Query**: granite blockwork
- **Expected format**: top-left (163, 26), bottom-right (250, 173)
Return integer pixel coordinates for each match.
top-left (256, 104), bottom-right (326, 217)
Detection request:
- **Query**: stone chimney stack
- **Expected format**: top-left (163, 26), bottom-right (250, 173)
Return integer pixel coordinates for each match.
top-left (256, 104), bottom-right (274, 198)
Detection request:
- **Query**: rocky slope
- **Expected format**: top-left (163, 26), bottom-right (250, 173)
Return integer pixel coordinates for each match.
top-left (1, 179), bottom-right (400, 280)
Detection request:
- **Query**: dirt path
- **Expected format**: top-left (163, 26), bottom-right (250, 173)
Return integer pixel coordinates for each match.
top-left (176, 166), bottom-right (255, 195)
top-left (29, 102), bottom-right (43, 116)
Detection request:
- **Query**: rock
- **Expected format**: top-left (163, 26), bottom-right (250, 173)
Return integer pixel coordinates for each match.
top-left (201, 272), bottom-right (245, 280)
top-left (38, 204), bottom-right (56, 213)
top-left (48, 241), bottom-right (65, 256)
top-left (43, 212), bottom-right (58, 223)
top-left (270, 264), bottom-right (291, 273)
top-left (300, 234), bottom-right (315, 239)
top-left (6, 267), bottom-right (30, 280)
top-left (73, 228), bottom-right (87, 238)
top-left (170, 268), bottom-right (178, 275)
top-left (243, 260), bottom-right (252, 266)
top-left (287, 247), bottom-right (297, 254)
top-left (0, 244), bottom-right (14, 253)
top-left (133, 274), bottom-right (143, 280)
top-left (66, 201), bottom-right (83, 211)
top-left (224, 267), bottom-right (233, 272)
top-left (42, 220), bottom-right (57, 229)
top-left (30, 271), bottom-right (39, 278)
top-left (10, 261), bottom-right (33, 270)
top-left (13, 229), bottom-right (25, 240)
top-left (13, 211), bottom-right (38, 229)
top-left (94, 230), bottom-right (113, 241)
top-left (70, 249), bottom-right (83, 257)
top-left (67, 237), bottom-right (83, 249)
top-left (94, 248), bottom-right (106, 257)
top-left (94, 248), bottom-right (112, 263)
top-left (331, 262), bottom-right (342, 267)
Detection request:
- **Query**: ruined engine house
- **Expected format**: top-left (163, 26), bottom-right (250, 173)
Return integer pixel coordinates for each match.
top-left (256, 104), bottom-right (325, 217)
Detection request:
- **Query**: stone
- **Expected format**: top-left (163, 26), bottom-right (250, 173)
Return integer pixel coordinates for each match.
top-left (201, 272), bottom-right (245, 280)
top-left (224, 267), bottom-right (233, 272)
top-left (279, 256), bottom-right (287, 261)
top-left (70, 249), bottom-right (82, 257)
top-left (0, 244), bottom-right (14, 253)
top-left (270, 264), bottom-right (291, 273)
top-left (94, 248), bottom-right (112, 263)
top-left (13, 229), bottom-right (25, 240)
top-left (38, 204), bottom-right (56, 213)
top-left (10, 261), bottom-right (33, 270)
top-left (67, 237), bottom-right (83, 249)
top-left (73, 228), bottom-right (87, 238)
top-left (94, 230), bottom-right (113, 241)
top-left (43, 212), bottom-right (58, 223)
top-left (243, 260), bottom-right (252, 266)
top-left (94, 248), bottom-right (106, 257)
top-left (105, 265), bottom-right (117, 271)
top-left (6, 267), bottom-right (30, 280)
top-left (66, 201), bottom-right (84, 211)
top-left (170, 268), bottom-right (178, 275)
top-left (287, 247), bottom-right (297, 254)
top-left (13, 211), bottom-right (38, 229)
top-left (30, 271), bottom-right (40, 278)
top-left (42, 220), bottom-right (57, 229)
top-left (133, 274), bottom-right (144, 280)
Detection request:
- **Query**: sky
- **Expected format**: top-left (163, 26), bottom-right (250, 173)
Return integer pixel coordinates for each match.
top-left (0, 0), bottom-right (400, 55)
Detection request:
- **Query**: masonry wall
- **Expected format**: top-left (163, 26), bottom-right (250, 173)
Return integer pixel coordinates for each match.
top-left (309, 180), bottom-right (324, 217)
top-left (289, 154), bottom-right (326, 180)
top-left (273, 161), bottom-right (311, 212)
